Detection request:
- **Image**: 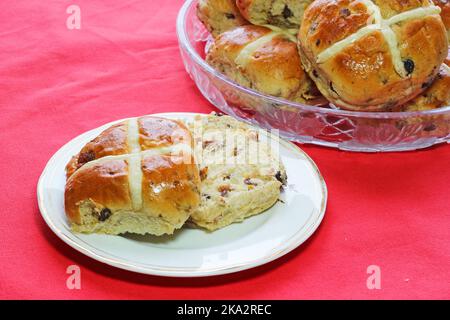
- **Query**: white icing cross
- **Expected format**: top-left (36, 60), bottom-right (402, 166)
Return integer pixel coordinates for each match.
top-left (74, 118), bottom-right (193, 212)
top-left (126, 118), bottom-right (143, 210)
top-left (235, 25), bottom-right (297, 67)
top-left (316, 1), bottom-right (441, 78)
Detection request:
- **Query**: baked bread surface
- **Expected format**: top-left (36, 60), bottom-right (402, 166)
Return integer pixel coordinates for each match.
top-left (299, 0), bottom-right (448, 111)
top-left (66, 117), bottom-right (192, 178)
top-left (189, 114), bottom-right (287, 231)
top-left (433, 0), bottom-right (450, 39)
top-left (400, 62), bottom-right (450, 111)
top-left (197, 0), bottom-right (248, 37)
top-left (236, 0), bottom-right (314, 30)
top-left (64, 116), bottom-right (200, 235)
top-left (206, 25), bottom-right (320, 102)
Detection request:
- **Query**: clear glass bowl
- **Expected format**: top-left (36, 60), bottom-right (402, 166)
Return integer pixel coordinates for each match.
top-left (176, 0), bottom-right (450, 152)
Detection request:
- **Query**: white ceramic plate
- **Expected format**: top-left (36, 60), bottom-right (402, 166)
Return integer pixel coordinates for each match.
top-left (37, 112), bottom-right (327, 277)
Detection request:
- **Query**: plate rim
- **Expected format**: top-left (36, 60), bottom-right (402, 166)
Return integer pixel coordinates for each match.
top-left (37, 112), bottom-right (328, 277)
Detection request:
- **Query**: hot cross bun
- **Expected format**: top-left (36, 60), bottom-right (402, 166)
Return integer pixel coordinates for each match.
top-left (299, 0), bottom-right (448, 111)
top-left (206, 25), bottom-right (320, 103)
top-left (65, 116), bottom-right (201, 235)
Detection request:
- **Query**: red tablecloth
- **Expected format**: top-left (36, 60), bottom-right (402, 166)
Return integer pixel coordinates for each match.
top-left (1, 0), bottom-right (449, 300)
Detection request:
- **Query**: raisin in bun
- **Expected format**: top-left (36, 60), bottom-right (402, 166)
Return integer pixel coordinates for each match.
top-left (398, 50), bottom-right (450, 111)
top-left (65, 116), bottom-right (201, 235)
top-left (399, 63), bottom-right (450, 111)
top-left (236, 0), bottom-right (314, 30)
top-left (433, 0), bottom-right (450, 39)
top-left (393, 62), bottom-right (450, 138)
top-left (197, 0), bottom-right (248, 37)
top-left (206, 25), bottom-right (320, 103)
top-left (299, 0), bottom-right (448, 111)
top-left (189, 114), bottom-right (287, 231)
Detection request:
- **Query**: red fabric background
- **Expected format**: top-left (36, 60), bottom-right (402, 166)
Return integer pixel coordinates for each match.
top-left (0, 0), bottom-right (449, 300)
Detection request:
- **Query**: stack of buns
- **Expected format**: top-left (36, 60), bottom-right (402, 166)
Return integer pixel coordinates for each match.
top-left (198, 0), bottom-right (450, 112)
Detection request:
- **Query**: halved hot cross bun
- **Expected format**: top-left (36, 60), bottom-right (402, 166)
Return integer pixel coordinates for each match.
top-left (236, 0), bottom-right (314, 30)
top-left (299, 0), bottom-right (448, 111)
top-left (64, 116), bottom-right (201, 236)
top-left (206, 25), bottom-right (320, 103)
top-left (188, 114), bottom-right (287, 231)
top-left (197, 0), bottom-right (248, 37)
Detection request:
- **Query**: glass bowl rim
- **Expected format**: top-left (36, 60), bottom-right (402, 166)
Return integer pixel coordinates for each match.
top-left (176, 0), bottom-right (450, 119)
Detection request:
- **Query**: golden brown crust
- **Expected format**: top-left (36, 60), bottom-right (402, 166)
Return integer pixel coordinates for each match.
top-left (138, 117), bottom-right (192, 149)
top-left (65, 116), bottom-right (191, 178)
top-left (65, 159), bottom-right (132, 224)
top-left (373, 0), bottom-right (433, 17)
top-left (400, 63), bottom-right (450, 111)
top-left (301, 0), bottom-right (371, 55)
top-left (197, 0), bottom-right (247, 37)
top-left (66, 123), bottom-right (128, 178)
top-left (212, 24), bottom-right (269, 55)
top-left (141, 154), bottom-right (200, 224)
top-left (433, 0), bottom-right (450, 37)
top-left (299, 0), bottom-right (448, 111)
top-left (385, 62), bottom-right (450, 138)
top-left (206, 25), bottom-right (320, 102)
